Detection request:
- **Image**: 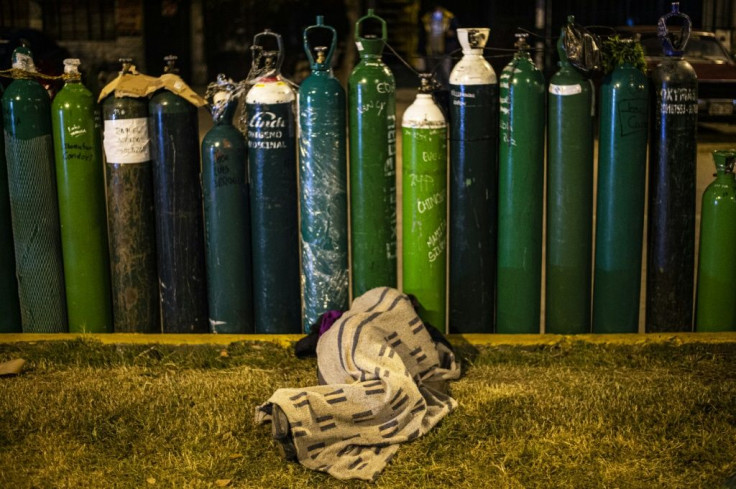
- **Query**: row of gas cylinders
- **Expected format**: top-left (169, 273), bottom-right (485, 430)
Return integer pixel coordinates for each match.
top-left (1, 8), bottom-right (734, 336)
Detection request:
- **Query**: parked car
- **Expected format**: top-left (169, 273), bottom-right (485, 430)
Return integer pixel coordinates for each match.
top-left (617, 26), bottom-right (736, 122)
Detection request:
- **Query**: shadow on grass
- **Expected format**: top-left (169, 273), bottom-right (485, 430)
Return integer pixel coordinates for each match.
top-left (450, 337), bottom-right (481, 378)
top-left (1, 338), bottom-right (735, 488)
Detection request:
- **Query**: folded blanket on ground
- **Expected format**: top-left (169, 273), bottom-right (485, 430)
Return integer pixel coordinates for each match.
top-left (255, 286), bottom-right (462, 481)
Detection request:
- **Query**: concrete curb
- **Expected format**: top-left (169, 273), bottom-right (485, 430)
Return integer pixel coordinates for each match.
top-left (1, 332), bottom-right (735, 348)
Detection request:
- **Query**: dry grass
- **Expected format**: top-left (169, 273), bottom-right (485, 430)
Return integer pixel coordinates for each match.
top-left (0, 339), bottom-right (735, 488)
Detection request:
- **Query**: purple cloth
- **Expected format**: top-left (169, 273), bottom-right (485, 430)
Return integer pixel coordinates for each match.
top-left (318, 310), bottom-right (343, 337)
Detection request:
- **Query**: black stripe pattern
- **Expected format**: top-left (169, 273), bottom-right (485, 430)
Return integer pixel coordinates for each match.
top-left (254, 287), bottom-right (461, 482)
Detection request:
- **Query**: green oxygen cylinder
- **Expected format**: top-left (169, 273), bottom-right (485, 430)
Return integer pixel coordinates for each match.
top-left (546, 16), bottom-right (594, 334)
top-left (402, 75), bottom-right (447, 332)
top-left (2, 45), bottom-right (67, 332)
top-left (245, 30), bottom-right (301, 333)
top-left (51, 58), bottom-right (112, 333)
top-left (497, 33), bottom-right (545, 334)
top-left (299, 17), bottom-right (348, 331)
top-left (149, 55), bottom-right (208, 333)
top-left (201, 76), bottom-right (254, 334)
top-left (448, 27), bottom-right (497, 334)
top-left (102, 58), bottom-right (159, 333)
top-left (646, 3), bottom-right (698, 332)
top-left (696, 150), bottom-right (736, 331)
top-left (349, 9), bottom-right (397, 298)
top-left (593, 43), bottom-right (649, 334)
top-left (0, 83), bottom-right (21, 333)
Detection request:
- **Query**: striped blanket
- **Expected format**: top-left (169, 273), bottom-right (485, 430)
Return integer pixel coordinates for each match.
top-left (255, 287), bottom-right (461, 481)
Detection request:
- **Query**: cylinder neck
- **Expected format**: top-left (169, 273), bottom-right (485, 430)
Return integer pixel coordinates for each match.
top-left (556, 32), bottom-right (571, 68)
top-left (119, 58), bottom-right (134, 75)
top-left (713, 149), bottom-right (736, 176)
top-left (11, 45), bottom-right (36, 76)
top-left (357, 37), bottom-right (385, 58)
top-left (513, 49), bottom-right (533, 62)
top-left (458, 28), bottom-right (489, 57)
top-left (214, 105), bottom-right (236, 125)
top-left (462, 48), bottom-right (484, 57)
top-left (63, 58), bottom-right (82, 83)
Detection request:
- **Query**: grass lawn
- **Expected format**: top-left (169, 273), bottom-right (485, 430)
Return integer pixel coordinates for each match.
top-left (0, 338), bottom-right (735, 488)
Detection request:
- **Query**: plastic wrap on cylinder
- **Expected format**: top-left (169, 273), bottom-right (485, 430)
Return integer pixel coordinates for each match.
top-left (299, 18), bottom-right (349, 332)
top-left (299, 111), bottom-right (349, 331)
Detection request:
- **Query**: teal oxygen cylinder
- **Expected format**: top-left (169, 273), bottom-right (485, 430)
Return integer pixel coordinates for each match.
top-left (2, 45), bottom-right (67, 332)
top-left (448, 28), bottom-right (497, 333)
top-left (0, 80), bottom-right (21, 332)
top-left (299, 17), bottom-right (349, 331)
top-left (348, 9), bottom-right (397, 298)
top-left (245, 30), bottom-right (301, 333)
top-left (546, 16), bottom-right (594, 334)
top-left (497, 33), bottom-right (545, 334)
top-left (402, 75), bottom-right (447, 332)
top-left (593, 39), bottom-right (649, 334)
top-left (201, 76), bottom-right (254, 333)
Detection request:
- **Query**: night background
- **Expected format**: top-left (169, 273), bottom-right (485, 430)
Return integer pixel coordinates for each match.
top-left (1, 0), bottom-right (734, 92)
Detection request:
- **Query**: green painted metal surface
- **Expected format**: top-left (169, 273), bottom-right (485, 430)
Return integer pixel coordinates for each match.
top-left (497, 38), bottom-right (545, 334)
top-left (546, 30), bottom-right (594, 335)
top-left (349, 9), bottom-right (397, 298)
top-left (51, 61), bottom-right (112, 333)
top-left (593, 63), bottom-right (649, 334)
top-left (201, 87), bottom-right (254, 334)
top-left (2, 46), bottom-right (67, 332)
top-left (696, 150), bottom-right (736, 331)
top-left (0, 83), bottom-right (21, 333)
top-left (299, 17), bottom-right (348, 331)
top-left (402, 87), bottom-right (447, 332)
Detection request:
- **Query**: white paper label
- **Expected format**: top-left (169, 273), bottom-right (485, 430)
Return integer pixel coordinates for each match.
top-left (548, 83), bottom-right (582, 96)
top-left (103, 118), bottom-right (150, 164)
top-left (355, 41), bottom-right (363, 51)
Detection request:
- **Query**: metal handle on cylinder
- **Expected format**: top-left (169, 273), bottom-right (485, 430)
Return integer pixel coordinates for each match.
top-left (658, 2), bottom-right (692, 56)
